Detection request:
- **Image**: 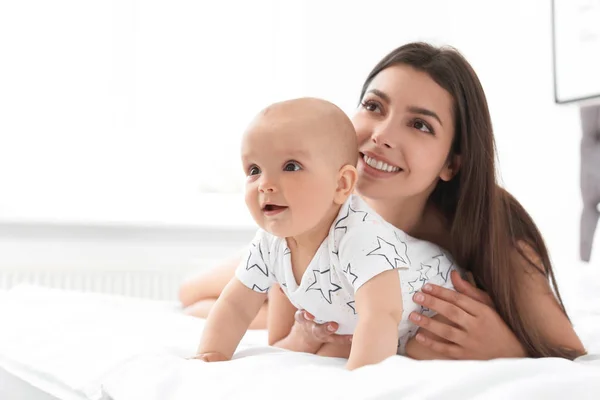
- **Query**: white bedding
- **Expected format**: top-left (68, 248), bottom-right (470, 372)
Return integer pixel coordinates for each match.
top-left (1, 262), bottom-right (600, 400)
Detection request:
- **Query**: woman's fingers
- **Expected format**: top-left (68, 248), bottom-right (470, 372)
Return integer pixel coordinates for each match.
top-left (413, 291), bottom-right (472, 327)
top-left (409, 313), bottom-right (467, 345)
top-left (414, 333), bottom-right (463, 359)
top-left (450, 271), bottom-right (494, 307)
top-left (419, 281), bottom-right (482, 317)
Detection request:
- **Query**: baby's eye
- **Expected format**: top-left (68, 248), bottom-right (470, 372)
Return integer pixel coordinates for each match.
top-left (248, 165), bottom-right (261, 176)
top-left (283, 161), bottom-right (301, 172)
top-left (413, 119), bottom-right (433, 134)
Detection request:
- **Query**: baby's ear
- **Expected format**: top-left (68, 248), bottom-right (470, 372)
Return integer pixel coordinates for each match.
top-left (334, 165), bottom-right (358, 205)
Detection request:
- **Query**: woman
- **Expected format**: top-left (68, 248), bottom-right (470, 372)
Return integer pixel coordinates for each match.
top-left (180, 43), bottom-right (585, 360)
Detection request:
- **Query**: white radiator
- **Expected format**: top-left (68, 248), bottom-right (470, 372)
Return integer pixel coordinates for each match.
top-left (0, 222), bottom-right (254, 301)
top-left (0, 269), bottom-right (186, 301)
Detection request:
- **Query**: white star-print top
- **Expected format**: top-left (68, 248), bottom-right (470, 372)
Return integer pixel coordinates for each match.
top-left (235, 194), bottom-right (460, 354)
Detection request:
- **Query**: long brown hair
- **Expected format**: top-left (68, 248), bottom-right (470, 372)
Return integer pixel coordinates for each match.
top-left (360, 42), bottom-right (578, 359)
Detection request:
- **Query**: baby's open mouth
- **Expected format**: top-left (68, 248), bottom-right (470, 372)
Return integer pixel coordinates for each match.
top-left (262, 204), bottom-right (288, 213)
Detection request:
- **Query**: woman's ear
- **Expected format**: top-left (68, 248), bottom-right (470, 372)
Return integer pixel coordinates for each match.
top-left (440, 154), bottom-right (461, 182)
top-left (334, 165), bottom-right (358, 204)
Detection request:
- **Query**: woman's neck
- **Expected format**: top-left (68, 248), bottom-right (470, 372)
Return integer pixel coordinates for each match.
top-left (361, 194), bottom-right (427, 235)
top-left (363, 194), bottom-right (450, 247)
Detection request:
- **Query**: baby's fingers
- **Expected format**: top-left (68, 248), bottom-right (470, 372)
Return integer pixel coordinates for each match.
top-left (190, 352), bottom-right (229, 362)
top-left (311, 322), bottom-right (352, 344)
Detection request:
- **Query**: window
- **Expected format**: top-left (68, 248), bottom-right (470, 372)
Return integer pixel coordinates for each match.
top-left (1, 1), bottom-right (551, 227)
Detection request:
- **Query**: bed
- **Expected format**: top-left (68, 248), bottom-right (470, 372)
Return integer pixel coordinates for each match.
top-left (1, 263), bottom-right (600, 400)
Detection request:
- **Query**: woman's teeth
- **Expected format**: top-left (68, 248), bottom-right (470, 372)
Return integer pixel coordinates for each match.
top-left (363, 154), bottom-right (400, 173)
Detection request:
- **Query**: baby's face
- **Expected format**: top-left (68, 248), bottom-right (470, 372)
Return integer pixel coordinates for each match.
top-left (241, 116), bottom-right (340, 238)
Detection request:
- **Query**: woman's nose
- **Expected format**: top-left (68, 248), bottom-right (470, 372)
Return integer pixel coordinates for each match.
top-left (371, 128), bottom-right (394, 149)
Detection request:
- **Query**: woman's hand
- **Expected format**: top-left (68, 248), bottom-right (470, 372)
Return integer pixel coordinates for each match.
top-left (408, 270), bottom-right (527, 360)
top-left (275, 310), bottom-right (353, 353)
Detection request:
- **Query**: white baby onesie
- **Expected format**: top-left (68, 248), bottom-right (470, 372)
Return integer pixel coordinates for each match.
top-left (235, 194), bottom-right (459, 354)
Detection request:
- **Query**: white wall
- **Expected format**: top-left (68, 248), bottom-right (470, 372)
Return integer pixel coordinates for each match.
top-left (0, 1), bottom-right (597, 271)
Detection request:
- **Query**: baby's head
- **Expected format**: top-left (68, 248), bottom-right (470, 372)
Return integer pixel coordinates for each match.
top-left (241, 97), bottom-right (358, 238)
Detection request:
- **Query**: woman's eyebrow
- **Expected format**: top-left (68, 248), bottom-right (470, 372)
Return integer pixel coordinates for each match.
top-left (406, 106), bottom-right (443, 127)
top-left (366, 88), bottom-right (390, 103)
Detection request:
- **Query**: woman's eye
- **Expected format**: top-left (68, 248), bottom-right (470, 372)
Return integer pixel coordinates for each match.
top-left (283, 161), bottom-right (301, 172)
top-left (413, 120), bottom-right (433, 134)
top-left (248, 166), bottom-right (260, 176)
top-left (361, 100), bottom-right (381, 113)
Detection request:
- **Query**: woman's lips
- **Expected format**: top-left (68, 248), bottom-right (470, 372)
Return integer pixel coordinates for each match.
top-left (358, 154), bottom-right (403, 178)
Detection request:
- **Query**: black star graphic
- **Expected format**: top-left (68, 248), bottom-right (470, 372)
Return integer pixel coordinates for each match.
top-left (417, 261), bottom-right (435, 282)
top-left (334, 205), bottom-right (369, 234)
top-left (245, 250), bottom-right (269, 277)
top-left (252, 284), bottom-right (269, 293)
top-left (343, 263), bottom-right (358, 285)
top-left (366, 237), bottom-right (408, 269)
top-left (306, 269), bottom-right (342, 304)
top-left (407, 277), bottom-right (422, 294)
top-left (283, 247), bottom-right (291, 256)
top-left (347, 301), bottom-right (356, 315)
top-left (393, 230), bottom-right (405, 243)
top-left (434, 254), bottom-right (453, 282)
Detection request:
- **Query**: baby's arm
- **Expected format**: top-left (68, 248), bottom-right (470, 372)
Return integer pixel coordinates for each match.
top-left (346, 269), bottom-right (403, 370)
top-left (195, 277), bottom-right (267, 360)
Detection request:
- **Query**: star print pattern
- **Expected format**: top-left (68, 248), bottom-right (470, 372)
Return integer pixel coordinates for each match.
top-left (245, 248), bottom-right (269, 277)
top-left (306, 269), bottom-right (342, 304)
top-left (407, 277), bottom-right (423, 294)
top-left (343, 263), bottom-right (358, 285)
top-left (234, 195), bottom-right (460, 354)
top-left (333, 205), bottom-right (369, 234)
top-left (417, 261), bottom-right (435, 282)
top-left (366, 236), bottom-right (408, 269)
top-left (433, 254), bottom-right (453, 282)
top-left (252, 284), bottom-right (269, 293)
top-left (347, 301), bottom-right (356, 315)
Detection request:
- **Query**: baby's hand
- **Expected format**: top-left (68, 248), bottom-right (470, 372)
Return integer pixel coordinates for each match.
top-left (190, 351), bottom-right (230, 362)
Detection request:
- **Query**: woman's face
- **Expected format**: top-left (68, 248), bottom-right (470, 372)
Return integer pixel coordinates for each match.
top-left (353, 64), bottom-right (457, 203)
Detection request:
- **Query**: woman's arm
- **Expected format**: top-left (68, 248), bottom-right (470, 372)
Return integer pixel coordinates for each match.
top-left (406, 246), bottom-right (586, 360)
top-left (179, 253), bottom-right (241, 308)
top-left (511, 244), bottom-right (585, 355)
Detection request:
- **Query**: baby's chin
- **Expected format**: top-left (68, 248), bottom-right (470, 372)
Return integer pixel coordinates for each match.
top-left (260, 221), bottom-right (296, 239)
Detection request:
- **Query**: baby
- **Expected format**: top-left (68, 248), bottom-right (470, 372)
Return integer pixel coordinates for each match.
top-left (195, 98), bottom-right (458, 370)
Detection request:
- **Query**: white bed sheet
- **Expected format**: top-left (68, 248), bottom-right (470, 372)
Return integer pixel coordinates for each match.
top-left (0, 262), bottom-right (599, 400)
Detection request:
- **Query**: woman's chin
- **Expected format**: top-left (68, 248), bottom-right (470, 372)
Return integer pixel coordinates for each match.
top-left (355, 180), bottom-right (396, 201)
